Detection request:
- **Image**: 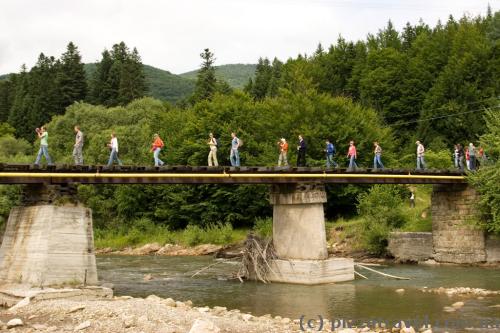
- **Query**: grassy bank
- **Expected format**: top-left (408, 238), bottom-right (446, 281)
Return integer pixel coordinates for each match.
top-left (95, 185), bottom-right (432, 254)
top-left (94, 221), bottom-right (249, 250)
top-left (326, 184), bottom-right (432, 255)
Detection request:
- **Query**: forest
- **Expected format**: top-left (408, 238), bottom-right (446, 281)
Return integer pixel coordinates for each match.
top-left (0, 10), bottom-right (498, 253)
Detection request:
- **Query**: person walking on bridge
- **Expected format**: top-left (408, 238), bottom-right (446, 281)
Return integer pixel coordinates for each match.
top-left (34, 126), bottom-right (53, 165)
top-left (347, 140), bottom-right (358, 170)
top-left (468, 143), bottom-right (477, 171)
top-left (207, 133), bottom-right (218, 166)
top-left (277, 138), bottom-right (288, 166)
top-left (457, 144), bottom-right (465, 171)
top-left (325, 139), bottom-right (337, 168)
top-left (373, 141), bottom-right (384, 169)
top-left (151, 134), bottom-right (165, 167)
top-left (297, 135), bottom-right (307, 167)
top-left (230, 132), bottom-right (241, 167)
top-left (416, 140), bottom-right (426, 170)
top-left (107, 132), bottom-right (122, 167)
top-left (73, 125), bottom-right (84, 165)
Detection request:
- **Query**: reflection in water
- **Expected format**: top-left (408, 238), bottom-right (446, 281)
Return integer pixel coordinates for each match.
top-left (97, 255), bottom-right (500, 331)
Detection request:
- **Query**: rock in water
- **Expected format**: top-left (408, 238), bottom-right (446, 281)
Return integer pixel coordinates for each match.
top-left (7, 318), bottom-right (24, 328)
top-left (188, 319), bottom-right (220, 333)
top-left (143, 274), bottom-right (153, 281)
top-left (395, 288), bottom-right (405, 293)
top-left (74, 320), bottom-right (91, 331)
top-left (452, 301), bottom-right (464, 308)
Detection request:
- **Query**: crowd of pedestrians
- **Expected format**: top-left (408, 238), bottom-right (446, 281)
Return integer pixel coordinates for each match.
top-left (32, 125), bottom-right (487, 171)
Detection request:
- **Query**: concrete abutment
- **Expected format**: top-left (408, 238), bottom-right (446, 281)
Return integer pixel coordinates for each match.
top-left (389, 184), bottom-right (497, 264)
top-left (0, 184), bottom-right (98, 287)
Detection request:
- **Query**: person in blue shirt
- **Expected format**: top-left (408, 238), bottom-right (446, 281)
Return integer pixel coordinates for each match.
top-left (325, 139), bottom-right (338, 168)
top-left (230, 132), bottom-right (241, 167)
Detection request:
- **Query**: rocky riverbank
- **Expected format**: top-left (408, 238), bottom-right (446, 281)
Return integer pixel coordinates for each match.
top-left (0, 293), bottom-right (428, 333)
top-left (96, 243), bottom-right (226, 256)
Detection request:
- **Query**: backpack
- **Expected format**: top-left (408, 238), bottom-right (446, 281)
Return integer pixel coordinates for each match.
top-left (238, 138), bottom-right (243, 147)
top-left (215, 138), bottom-right (219, 147)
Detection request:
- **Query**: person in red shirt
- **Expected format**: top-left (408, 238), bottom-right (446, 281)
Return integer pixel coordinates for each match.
top-left (151, 134), bottom-right (165, 166)
top-left (347, 140), bottom-right (358, 170)
top-left (277, 138), bottom-right (289, 166)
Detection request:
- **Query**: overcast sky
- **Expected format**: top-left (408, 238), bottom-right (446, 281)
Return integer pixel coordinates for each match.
top-left (0, 0), bottom-right (496, 75)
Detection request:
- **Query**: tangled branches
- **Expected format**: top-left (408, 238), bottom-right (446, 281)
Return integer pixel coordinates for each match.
top-left (237, 233), bottom-right (278, 283)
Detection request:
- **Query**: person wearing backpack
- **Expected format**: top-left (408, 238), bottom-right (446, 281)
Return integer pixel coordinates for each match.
top-left (325, 139), bottom-right (338, 168)
top-left (373, 141), bottom-right (384, 169)
top-left (151, 133), bottom-right (165, 166)
top-left (207, 132), bottom-right (219, 166)
top-left (230, 132), bottom-right (241, 167)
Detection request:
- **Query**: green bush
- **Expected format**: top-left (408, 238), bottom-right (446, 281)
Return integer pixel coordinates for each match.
top-left (182, 223), bottom-right (234, 246)
top-left (253, 217), bottom-right (273, 238)
top-left (357, 185), bottom-right (410, 255)
top-left (469, 109), bottom-right (500, 233)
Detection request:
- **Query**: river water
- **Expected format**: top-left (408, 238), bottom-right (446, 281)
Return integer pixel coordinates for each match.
top-left (97, 255), bottom-right (500, 331)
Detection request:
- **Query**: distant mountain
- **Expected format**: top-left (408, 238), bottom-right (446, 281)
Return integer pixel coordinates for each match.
top-left (0, 74), bottom-right (11, 81)
top-left (180, 64), bottom-right (256, 89)
top-left (84, 64), bottom-right (195, 104)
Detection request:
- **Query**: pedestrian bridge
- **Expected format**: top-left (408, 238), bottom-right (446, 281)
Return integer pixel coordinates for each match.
top-left (0, 163), bottom-right (465, 184)
top-left (0, 163), bottom-right (474, 288)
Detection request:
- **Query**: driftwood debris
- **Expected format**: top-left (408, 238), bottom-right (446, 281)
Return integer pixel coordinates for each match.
top-left (354, 270), bottom-right (368, 279)
top-left (237, 233), bottom-right (277, 283)
top-left (355, 263), bottom-right (410, 280)
top-left (190, 259), bottom-right (228, 278)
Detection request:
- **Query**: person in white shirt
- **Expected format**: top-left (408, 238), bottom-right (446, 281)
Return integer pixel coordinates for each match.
top-left (207, 132), bottom-right (218, 166)
top-left (107, 132), bottom-right (122, 166)
top-left (415, 140), bottom-right (426, 170)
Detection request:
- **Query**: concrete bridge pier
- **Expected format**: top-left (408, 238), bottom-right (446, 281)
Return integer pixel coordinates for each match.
top-left (266, 183), bottom-right (354, 284)
top-left (431, 184), bottom-right (486, 263)
top-left (0, 183), bottom-right (98, 287)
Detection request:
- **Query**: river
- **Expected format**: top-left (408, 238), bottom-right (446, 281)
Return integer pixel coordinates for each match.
top-left (97, 255), bottom-right (500, 331)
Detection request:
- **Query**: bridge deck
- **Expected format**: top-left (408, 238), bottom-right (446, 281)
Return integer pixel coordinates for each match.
top-left (0, 164), bottom-right (466, 184)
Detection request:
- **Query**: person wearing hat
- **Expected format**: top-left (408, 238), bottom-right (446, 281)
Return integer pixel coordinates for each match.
top-left (277, 138), bottom-right (289, 166)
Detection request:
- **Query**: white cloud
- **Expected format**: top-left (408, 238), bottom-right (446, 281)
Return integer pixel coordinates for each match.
top-left (0, 0), bottom-right (495, 74)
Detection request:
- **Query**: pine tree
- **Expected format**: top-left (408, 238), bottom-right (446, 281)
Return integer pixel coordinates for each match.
top-left (119, 47), bottom-right (146, 105)
top-left (267, 58), bottom-right (283, 97)
top-left (251, 57), bottom-right (272, 100)
top-left (0, 79), bottom-right (14, 123)
top-left (56, 42), bottom-right (87, 110)
top-left (89, 43), bottom-right (145, 106)
top-left (193, 48), bottom-right (217, 102)
top-left (8, 65), bottom-right (31, 139)
top-left (90, 50), bottom-right (114, 105)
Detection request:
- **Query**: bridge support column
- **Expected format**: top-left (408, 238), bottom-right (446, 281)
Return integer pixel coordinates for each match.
top-left (266, 183), bottom-right (353, 284)
top-left (432, 184), bottom-right (486, 263)
top-left (0, 184), bottom-right (98, 287)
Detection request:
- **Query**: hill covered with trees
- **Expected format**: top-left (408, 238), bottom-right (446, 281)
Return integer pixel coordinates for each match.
top-left (180, 64), bottom-right (256, 89)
